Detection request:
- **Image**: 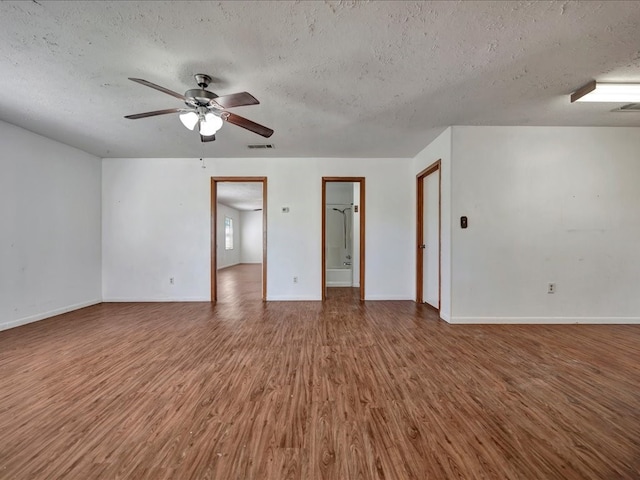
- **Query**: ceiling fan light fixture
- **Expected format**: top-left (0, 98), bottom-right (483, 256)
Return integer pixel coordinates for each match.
top-left (179, 111), bottom-right (199, 130)
top-left (199, 113), bottom-right (223, 136)
top-left (125, 75), bottom-right (273, 141)
top-left (571, 81), bottom-right (640, 103)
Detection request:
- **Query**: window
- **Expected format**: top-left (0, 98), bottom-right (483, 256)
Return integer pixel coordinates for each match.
top-left (224, 217), bottom-right (234, 250)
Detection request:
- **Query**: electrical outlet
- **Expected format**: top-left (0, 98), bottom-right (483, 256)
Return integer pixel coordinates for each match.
top-left (548, 283), bottom-right (555, 294)
top-left (169, 277), bottom-right (175, 285)
top-left (293, 276), bottom-right (298, 284)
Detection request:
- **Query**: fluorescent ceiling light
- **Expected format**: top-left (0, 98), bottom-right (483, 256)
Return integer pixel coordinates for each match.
top-left (179, 112), bottom-right (199, 130)
top-left (199, 113), bottom-right (223, 136)
top-left (571, 81), bottom-right (640, 103)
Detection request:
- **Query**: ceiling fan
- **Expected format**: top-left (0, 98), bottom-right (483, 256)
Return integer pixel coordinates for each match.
top-left (124, 74), bottom-right (274, 142)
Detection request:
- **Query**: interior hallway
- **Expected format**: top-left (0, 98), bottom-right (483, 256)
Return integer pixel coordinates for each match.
top-left (217, 263), bottom-right (262, 303)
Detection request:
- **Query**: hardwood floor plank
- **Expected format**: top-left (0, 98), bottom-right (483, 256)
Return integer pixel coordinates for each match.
top-left (1, 265), bottom-right (639, 479)
top-left (307, 401), bottom-right (340, 480)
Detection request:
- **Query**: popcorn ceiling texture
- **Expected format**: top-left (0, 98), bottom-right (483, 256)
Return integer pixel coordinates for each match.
top-left (0, 1), bottom-right (638, 158)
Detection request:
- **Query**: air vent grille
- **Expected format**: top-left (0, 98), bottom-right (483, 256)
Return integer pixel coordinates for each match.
top-left (247, 144), bottom-right (274, 149)
top-left (612, 103), bottom-right (640, 112)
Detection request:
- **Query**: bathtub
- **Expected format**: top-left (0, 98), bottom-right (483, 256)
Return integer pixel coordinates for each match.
top-left (326, 268), bottom-right (353, 287)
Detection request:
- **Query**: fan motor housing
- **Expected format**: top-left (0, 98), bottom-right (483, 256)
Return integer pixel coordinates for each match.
top-left (185, 88), bottom-right (218, 107)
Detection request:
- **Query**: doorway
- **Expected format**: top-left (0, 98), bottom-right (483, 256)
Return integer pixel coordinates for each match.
top-left (416, 161), bottom-right (441, 309)
top-left (211, 177), bottom-right (267, 303)
top-left (322, 177), bottom-right (365, 301)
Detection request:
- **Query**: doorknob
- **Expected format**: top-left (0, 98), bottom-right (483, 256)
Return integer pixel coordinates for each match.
top-left (418, 244), bottom-right (426, 249)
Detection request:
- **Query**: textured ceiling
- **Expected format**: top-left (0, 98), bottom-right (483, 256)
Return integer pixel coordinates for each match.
top-left (217, 182), bottom-right (263, 211)
top-left (0, 1), bottom-right (639, 159)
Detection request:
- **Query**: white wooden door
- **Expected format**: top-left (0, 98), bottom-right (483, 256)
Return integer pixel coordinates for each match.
top-left (422, 170), bottom-right (440, 307)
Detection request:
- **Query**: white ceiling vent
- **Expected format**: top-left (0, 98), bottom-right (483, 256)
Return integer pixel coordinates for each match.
top-left (612, 103), bottom-right (640, 112)
top-left (247, 144), bottom-right (274, 149)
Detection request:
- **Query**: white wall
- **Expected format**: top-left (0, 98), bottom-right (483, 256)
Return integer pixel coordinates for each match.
top-left (5, 120), bottom-right (635, 327)
top-left (217, 203), bottom-right (241, 269)
top-left (102, 157), bottom-right (413, 301)
top-left (240, 210), bottom-right (262, 264)
top-left (0, 121), bottom-right (102, 331)
top-left (413, 128), bottom-right (452, 321)
top-left (450, 126), bottom-right (640, 323)
top-left (102, 158), bottom-right (210, 301)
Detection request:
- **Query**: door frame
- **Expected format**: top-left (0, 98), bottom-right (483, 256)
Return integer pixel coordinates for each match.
top-left (322, 177), bottom-right (365, 301)
top-left (416, 160), bottom-right (441, 308)
top-left (211, 177), bottom-right (267, 303)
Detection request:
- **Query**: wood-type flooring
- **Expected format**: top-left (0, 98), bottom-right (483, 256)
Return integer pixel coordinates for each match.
top-left (1, 264), bottom-right (639, 479)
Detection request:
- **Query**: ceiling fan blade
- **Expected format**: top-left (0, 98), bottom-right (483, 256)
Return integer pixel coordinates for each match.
top-left (201, 134), bottom-right (216, 142)
top-left (212, 92), bottom-right (259, 109)
top-left (124, 108), bottom-right (183, 119)
top-left (128, 78), bottom-right (186, 101)
top-left (223, 112), bottom-right (274, 138)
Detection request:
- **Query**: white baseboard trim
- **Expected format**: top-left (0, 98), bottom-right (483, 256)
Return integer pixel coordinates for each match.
top-left (450, 316), bottom-right (640, 324)
top-left (326, 282), bottom-right (353, 287)
top-left (364, 295), bottom-right (414, 301)
top-left (440, 312), bottom-right (452, 323)
top-left (0, 299), bottom-right (102, 332)
top-left (103, 297), bottom-right (210, 302)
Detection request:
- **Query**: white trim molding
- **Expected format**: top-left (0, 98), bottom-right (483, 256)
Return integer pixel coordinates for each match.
top-left (103, 297), bottom-right (210, 302)
top-left (450, 316), bottom-right (640, 325)
top-left (0, 299), bottom-right (102, 332)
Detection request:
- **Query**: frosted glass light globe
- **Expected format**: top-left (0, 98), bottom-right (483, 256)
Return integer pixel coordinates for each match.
top-left (179, 112), bottom-right (199, 130)
top-left (199, 113), bottom-right (223, 136)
